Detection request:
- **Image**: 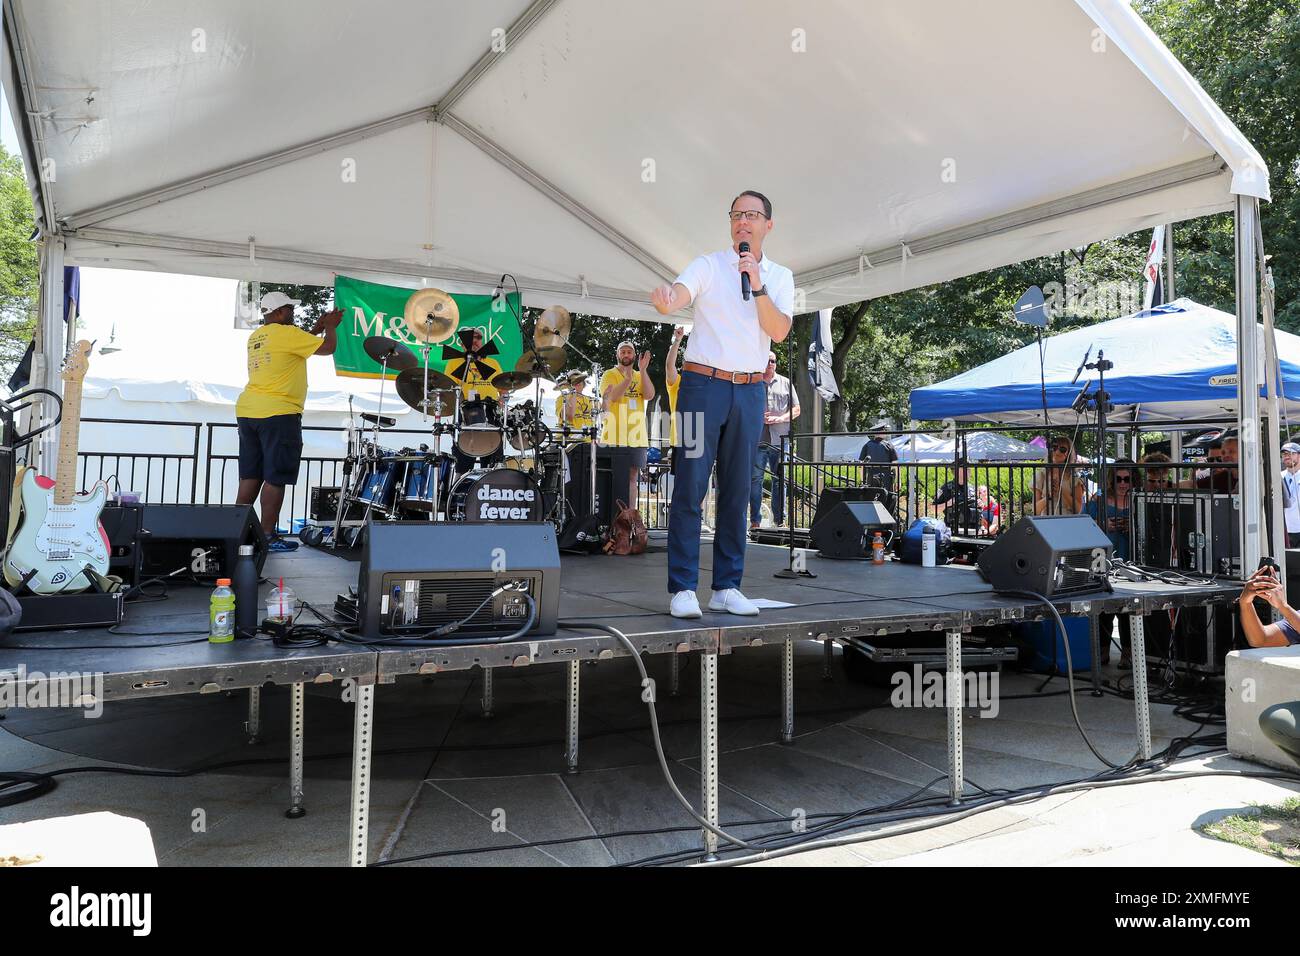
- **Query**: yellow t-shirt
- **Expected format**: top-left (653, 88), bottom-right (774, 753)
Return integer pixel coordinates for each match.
top-left (455, 356), bottom-right (502, 402)
top-left (555, 392), bottom-right (597, 430)
top-left (600, 367), bottom-right (648, 447)
top-left (666, 376), bottom-right (681, 446)
top-left (235, 323), bottom-right (322, 418)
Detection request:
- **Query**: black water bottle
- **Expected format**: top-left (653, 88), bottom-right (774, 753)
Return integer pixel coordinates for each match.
top-left (233, 545), bottom-right (259, 638)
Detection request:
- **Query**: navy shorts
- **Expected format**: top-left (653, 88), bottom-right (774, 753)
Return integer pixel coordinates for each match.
top-left (237, 414), bottom-right (303, 486)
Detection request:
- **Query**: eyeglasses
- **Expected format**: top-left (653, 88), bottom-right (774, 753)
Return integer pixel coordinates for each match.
top-left (1114, 475), bottom-right (1132, 483)
top-left (728, 210), bottom-right (768, 222)
top-left (1052, 445), bottom-right (1070, 454)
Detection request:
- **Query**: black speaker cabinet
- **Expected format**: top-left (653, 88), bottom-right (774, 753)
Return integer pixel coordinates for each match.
top-left (977, 514), bottom-right (1112, 597)
top-left (810, 486), bottom-right (895, 532)
top-left (136, 504), bottom-right (267, 583)
top-left (357, 520), bottom-right (559, 638)
top-left (1144, 604), bottom-right (1238, 676)
top-left (810, 500), bottom-right (896, 559)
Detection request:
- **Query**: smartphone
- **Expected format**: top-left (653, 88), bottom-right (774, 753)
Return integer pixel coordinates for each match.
top-left (1259, 557), bottom-right (1281, 572)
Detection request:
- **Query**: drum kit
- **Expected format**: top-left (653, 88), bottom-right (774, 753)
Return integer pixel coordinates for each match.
top-left (324, 294), bottom-right (608, 547)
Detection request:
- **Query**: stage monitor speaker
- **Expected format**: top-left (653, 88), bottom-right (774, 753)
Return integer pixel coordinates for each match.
top-left (977, 514), bottom-right (1112, 597)
top-left (137, 504), bottom-right (267, 583)
top-left (810, 486), bottom-right (895, 533)
top-left (357, 520), bottom-right (559, 638)
top-left (810, 500), bottom-right (895, 559)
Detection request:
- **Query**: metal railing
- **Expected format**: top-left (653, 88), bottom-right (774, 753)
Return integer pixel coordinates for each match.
top-left (66, 417), bottom-right (1245, 573)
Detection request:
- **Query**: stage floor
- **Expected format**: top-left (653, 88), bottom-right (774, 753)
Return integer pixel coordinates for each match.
top-left (0, 537), bottom-right (1242, 700)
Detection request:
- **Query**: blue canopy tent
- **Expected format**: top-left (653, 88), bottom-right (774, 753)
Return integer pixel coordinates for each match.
top-left (910, 299), bottom-right (1300, 425)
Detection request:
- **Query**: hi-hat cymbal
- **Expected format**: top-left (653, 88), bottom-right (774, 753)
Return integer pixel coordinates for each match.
top-left (515, 347), bottom-right (566, 377)
top-left (403, 288), bottom-right (459, 344)
top-left (363, 336), bottom-right (418, 371)
top-left (534, 305), bottom-right (572, 348)
top-left (394, 367), bottom-right (458, 416)
top-left (489, 370), bottom-right (535, 393)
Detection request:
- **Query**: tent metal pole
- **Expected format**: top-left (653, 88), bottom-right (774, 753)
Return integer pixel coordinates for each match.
top-left (797, 157), bottom-right (1225, 290)
top-left (69, 226), bottom-right (657, 307)
top-left (1235, 195), bottom-right (1263, 573)
top-left (434, 0), bottom-right (560, 115)
top-left (37, 235), bottom-right (64, 473)
top-left (440, 113), bottom-right (676, 283)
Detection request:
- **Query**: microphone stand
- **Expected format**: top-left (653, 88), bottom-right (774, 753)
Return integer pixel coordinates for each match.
top-left (1081, 349), bottom-right (1115, 593)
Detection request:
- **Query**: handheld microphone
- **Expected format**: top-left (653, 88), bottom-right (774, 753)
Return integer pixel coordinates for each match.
top-left (739, 241), bottom-right (751, 301)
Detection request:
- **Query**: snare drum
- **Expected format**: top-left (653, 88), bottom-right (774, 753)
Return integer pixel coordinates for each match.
top-left (457, 399), bottom-right (503, 458)
top-left (398, 454), bottom-right (454, 513)
top-left (447, 467), bottom-right (544, 523)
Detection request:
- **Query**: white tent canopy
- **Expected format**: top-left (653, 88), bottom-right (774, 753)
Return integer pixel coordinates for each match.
top-left (3, 0), bottom-right (1268, 321)
top-left (1, 0), bottom-right (1275, 565)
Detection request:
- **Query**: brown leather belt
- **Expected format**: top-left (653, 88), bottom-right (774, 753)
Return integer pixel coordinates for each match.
top-left (683, 361), bottom-right (765, 384)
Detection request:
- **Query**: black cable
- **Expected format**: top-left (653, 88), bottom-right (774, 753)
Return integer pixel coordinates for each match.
top-left (997, 589), bottom-right (1131, 769)
top-left (557, 617), bottom-right (758, 852)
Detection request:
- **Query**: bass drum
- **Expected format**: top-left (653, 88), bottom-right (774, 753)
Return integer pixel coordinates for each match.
top-left (447, 467), bottom-right (544, 523)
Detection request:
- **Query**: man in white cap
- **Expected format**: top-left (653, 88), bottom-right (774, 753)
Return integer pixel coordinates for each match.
top-left (235, 291), bottom-right (342, 550)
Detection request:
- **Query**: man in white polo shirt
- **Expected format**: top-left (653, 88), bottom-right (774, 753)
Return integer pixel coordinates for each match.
top-left (1282, 441), bottom-right (1300, 546)
top-left (650, 190), bottom-right (794, 618)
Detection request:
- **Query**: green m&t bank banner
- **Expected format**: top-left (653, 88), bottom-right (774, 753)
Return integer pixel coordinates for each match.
top-left (332, 275), bottom-right (523, 379)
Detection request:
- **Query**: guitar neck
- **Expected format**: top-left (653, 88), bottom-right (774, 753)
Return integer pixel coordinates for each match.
top-left (53, 378), bottom-right (83, 505)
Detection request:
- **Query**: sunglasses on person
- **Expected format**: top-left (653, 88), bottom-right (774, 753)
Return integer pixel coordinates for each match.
top-left (1114, 475), bottom-right (1132, 484)
top-left (1052, 444), bottom-right (1070, 454)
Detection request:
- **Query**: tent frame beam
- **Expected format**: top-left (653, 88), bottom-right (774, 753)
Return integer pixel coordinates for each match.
top-left (796, 156), bottom-right (1226, 291)
top-left (69, 225), bottom-right (656, 308)
top-left (3, 0), bottom-right (56, 233)
top-left (438, 113), bottom-right (675, 282)
top-left (63, 0), bottom-right (563, 233)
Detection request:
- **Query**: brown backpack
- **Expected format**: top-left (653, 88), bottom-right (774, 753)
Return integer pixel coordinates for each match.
top-left (603, 500), bottom-right (648, 555)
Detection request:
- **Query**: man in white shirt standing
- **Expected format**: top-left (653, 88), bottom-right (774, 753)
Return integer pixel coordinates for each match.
top-left (650, 190), bottom-right (794, 618)
top-left (1282, 441), bottom-right (1300, 546)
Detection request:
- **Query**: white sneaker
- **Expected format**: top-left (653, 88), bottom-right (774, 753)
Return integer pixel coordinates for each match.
top-left (670, 590), bottom-right (703, 619)
top-left (708, 588), bottom-right (759, 616)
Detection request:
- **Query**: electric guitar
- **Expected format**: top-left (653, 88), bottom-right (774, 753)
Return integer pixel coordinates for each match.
top-left (4, 341), bottom-right (110, 594)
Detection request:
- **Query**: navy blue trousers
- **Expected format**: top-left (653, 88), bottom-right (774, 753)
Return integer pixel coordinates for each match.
top-left (667, 370), bottom-right (766, 593)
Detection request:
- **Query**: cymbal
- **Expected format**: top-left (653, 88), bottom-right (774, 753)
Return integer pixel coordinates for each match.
top-left (534, 305), bottom-right (572, 348)
top-left (403, 288), bottom-right (459, 344)
top-left (489, 370), bottom-right (535, 393)
top-left (363, 336), bottom-right (418, 371)
top-left (515, 347), bottom-right (566, 377)
top-left (394, 367), bottom-right (458, 416)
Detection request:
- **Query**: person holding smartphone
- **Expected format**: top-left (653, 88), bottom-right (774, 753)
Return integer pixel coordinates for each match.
top-left (1238, 562), bottom-right (1300, 764)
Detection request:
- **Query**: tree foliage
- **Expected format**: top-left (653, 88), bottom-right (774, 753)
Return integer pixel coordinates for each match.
top-left (0, 145), bottom-right (38, 377)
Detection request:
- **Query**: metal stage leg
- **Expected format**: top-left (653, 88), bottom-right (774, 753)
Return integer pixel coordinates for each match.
top-left (285, 683), bottom-right (306, 819)
top-left (349, 682), bottom-right (376, 868)
top-left (700, 652), bottom-right (720, 860)
top-left (1129, 613), bottom-right (1152, 761)
top-left (481, 667), bottom-right (494, 718)
top-left (564, 660), bottom-right (580, 774)
top-left (781, 639), bottom-right (795, 744)
top-left (244, 686), bottom-right (262, 744)
top-left (945, 630), bottom-right (964, 805)
top-left (1089, 614), bottom-right (1103, 697)
top-left (823, 637), bottom-right (833, 680)
top-left (669, 651), bottom-right (681, 697)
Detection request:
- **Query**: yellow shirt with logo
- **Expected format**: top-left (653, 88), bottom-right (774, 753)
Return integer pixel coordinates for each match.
top-left (236, 323), bottom-right (322, 418)
top-left (666, 376), bottom-right (681, 446)
top-left (555, 392), bottom-right (597, 431)
top-left (600, 368), bottom-right (649, 447)
top-left (455, 356), bottom-right (502, 402)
